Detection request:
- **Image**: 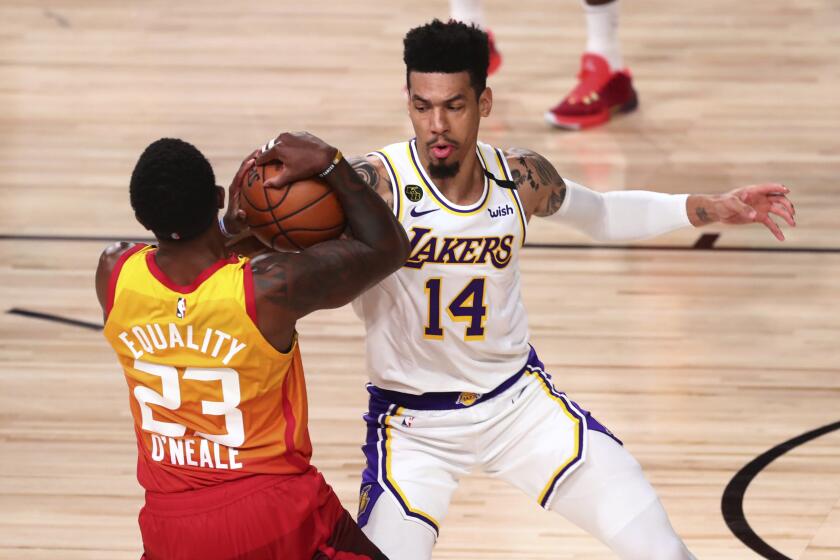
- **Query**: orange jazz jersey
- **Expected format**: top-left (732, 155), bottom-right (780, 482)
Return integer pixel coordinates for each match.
top-left (103, 244), bottom-right (312, 493)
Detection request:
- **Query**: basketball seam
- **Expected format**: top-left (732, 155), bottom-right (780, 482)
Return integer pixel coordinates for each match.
top-left (241, 165), bottom-right (294, 212)
top-left (280, 225), bottom-right (345, 234)
top-left (268, 195), bottom-right (301, 251)
top-left (246, 190), bottom-right (339, 230)
top-left (260, 167), bottom-right (299, 251)
top-left (269, 189), bottom-right (334, 225)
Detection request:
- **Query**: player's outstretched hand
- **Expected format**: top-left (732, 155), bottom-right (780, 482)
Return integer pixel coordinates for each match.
top-left (716, 183), bottom-right (796, 241)
top-left (255, 132), bottom-right (337, 188)
top-left (222, 150), bottom-right (258, 237)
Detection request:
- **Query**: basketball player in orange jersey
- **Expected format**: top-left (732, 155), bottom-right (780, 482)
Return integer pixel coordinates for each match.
top-left (255, 20), bottom-right (796, 560)
top-left (96, 132), bottom-right (407, 559)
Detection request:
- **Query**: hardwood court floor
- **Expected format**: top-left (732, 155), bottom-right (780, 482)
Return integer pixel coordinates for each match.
top-left (1, 1), bottom-right (839, 558)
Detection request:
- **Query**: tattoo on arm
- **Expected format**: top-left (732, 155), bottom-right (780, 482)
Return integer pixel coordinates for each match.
top-left (349, 157), bottom-right (393, 210)
top-left (508, 148), bottom-right (567, 217)
top-left (541, 179), bottom-right (567, 217)
top-left (251, 255), bottom-right (289, 307)
top-left (350, 159), bottom-right (380, 189)
top-left (512, 157), bottom-right (540, 191)
top-left (696, 207), bottom-right (712, 223)
top-left (252, 242), bottom-right (381, 317)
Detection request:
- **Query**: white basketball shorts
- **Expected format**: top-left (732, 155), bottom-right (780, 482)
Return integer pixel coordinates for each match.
top-left (356, 346), bottom-right (620, 538)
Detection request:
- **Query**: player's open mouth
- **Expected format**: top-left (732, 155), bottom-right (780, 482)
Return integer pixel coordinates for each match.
top-left (430, 144), bottom-right (454, 160)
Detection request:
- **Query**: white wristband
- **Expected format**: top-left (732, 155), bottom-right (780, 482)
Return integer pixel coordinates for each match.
top-left (218, 216), bottom-right (235, 239)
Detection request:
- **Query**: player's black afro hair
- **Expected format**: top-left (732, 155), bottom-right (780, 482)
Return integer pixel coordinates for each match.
top-left (403, 19), bottom-right (489, 97)
top-left (129, 138), bottom-right (218, 241)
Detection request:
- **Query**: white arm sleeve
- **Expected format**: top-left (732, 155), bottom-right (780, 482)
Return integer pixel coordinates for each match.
top-left (545, 179), bottom-right (693, 242)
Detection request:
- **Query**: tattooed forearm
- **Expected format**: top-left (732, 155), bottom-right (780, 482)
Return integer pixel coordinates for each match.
top-left (251, 254), bottom-right (289, 307)
top-left (696, 207), bottom-right (712, 224)
top-left (252, 241), bottom-right (388, 315)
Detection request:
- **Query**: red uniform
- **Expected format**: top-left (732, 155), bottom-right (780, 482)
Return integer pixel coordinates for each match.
top-left (103, 245), bottom-right (384, 559)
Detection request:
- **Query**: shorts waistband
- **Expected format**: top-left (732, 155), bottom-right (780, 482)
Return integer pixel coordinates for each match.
top-left (143, 472), bottom-right (308, 515)
top-left (368, 346), bottom-right (542, 411)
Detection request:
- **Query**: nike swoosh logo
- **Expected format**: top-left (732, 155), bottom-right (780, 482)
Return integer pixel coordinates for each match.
top-left (409, 207), bottom-right (440, 218)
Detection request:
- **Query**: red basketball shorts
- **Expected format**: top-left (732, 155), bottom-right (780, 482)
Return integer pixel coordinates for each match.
top-left (139, 469), bottom-right (386, 560)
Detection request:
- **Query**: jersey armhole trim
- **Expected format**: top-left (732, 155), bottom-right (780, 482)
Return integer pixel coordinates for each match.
top-left (243, 261), bottom-right (258, 324)
top-left (496, 148), bottom-right (528, 245)
top-left (369, 151), bottom-right (402, 222)
top-left (106, 243), bottom-right (148, 318)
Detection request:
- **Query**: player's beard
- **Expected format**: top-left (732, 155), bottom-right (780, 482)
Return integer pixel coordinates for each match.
top-left (429, 161), bottom-right (460, 179)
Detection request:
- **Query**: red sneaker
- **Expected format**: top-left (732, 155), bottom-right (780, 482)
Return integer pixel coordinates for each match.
top-left (544, 53), bottom-right (638, 130)
top-left (487, 30), bottom-right (502, 76)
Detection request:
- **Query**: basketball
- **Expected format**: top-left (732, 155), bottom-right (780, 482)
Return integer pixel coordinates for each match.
top-left (240, 163), bottom-right (345, 251)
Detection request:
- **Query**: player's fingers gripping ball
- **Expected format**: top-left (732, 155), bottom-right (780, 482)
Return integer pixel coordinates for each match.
top-left (241, 162), bottom-right (346, 251)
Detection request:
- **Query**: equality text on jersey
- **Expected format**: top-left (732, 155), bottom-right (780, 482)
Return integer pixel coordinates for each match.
top-left (117, 322), bottom-right (247, 364)
top-left (404, 227), bottom-right (515, 270)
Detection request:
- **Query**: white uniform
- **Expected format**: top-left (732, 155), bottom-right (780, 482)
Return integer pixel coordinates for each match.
top-left (354, 139), bottom-right (530, 394)
top-left (354, 140), bottom-right (688, 560)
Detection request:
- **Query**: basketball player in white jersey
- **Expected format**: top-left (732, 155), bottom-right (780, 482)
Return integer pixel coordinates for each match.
top-left (257, 19), bottom-right (795, 560)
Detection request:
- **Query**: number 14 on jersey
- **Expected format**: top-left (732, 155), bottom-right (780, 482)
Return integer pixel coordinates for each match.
top-left (424, 277), bottom-right (487, 341)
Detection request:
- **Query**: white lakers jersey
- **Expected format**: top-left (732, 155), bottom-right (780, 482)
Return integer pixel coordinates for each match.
top-left (353, 139), bottom-right (531, 394)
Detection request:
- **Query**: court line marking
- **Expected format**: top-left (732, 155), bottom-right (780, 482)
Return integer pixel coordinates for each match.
top-left (6, 304), bottom-right (840, 558)
top-left (721, 420), bottom-right (840, 559)
top-left (6, 308), bottom-right (102, 331)
top-left (693, 233), bottom-right (720, 249)
top-left (2, 233), bottom-right (840, 254)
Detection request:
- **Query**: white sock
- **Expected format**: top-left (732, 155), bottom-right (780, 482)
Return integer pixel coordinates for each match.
top-left (449, 0), bottom-right (486, 29)
top-left (581, 0), bottom-right (623, 71)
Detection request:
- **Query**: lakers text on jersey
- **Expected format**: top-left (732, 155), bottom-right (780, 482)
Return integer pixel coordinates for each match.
top-left (354, 140), bottom-right (530, 394)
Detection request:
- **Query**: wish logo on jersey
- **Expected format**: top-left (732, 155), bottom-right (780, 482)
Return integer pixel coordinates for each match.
top-left (488, 204), bottom-right (514, 219)
top-left (404, 227), bottom-right (514, 270)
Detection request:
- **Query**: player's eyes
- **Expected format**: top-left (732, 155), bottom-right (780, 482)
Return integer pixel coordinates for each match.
top-left (414, 105), bottom-right (428, 112)
top-left (448, 105), bottom-right (464, 112)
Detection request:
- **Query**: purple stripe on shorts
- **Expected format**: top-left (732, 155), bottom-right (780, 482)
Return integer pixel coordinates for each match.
top-left (367, 347), bottom-right (539, 411)
top-left (359, 390), bottom-right (440, 535)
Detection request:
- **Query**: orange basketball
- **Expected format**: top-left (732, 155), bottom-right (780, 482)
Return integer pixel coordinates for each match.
top-left (240, 163), bottom-right (345, 251)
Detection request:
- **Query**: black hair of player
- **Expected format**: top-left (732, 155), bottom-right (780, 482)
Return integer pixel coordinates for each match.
top-left (403, 19), bottom-right (489, 98)
top-left (130, 138), bottom-right (218, 241)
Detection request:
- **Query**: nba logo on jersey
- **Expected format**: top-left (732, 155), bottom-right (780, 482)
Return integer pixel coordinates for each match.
top-left (176, 297), bottom-right (187, 319)
top-left (457, 392), bottom-right (481, 407)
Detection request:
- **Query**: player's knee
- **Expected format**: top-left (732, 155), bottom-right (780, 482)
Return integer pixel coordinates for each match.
top-left (610, 533), bottom-right (691, 560)
top-left (361, 494), bottom-right (436, 560)
top-left (643, 534), bottom-right (693, 560)
top-left (606, 498), bottom-right (693, 560)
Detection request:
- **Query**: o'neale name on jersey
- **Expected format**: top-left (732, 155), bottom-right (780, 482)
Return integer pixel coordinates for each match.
top-left (405, 227), bottom-right (514, 270)
top-left (118, 323), bottom-right (246, 365)
top-left (150, 434), bottom-right (243, 470)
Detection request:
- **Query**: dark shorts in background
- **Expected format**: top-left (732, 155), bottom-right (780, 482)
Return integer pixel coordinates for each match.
top-left (139, 468), bottom-right (386, 560)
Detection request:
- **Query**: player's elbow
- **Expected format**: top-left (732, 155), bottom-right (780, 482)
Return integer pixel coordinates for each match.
top-left (379, 226), bottom-right (411, 274)
top-left (394, 227), bottom-right (411, 266)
